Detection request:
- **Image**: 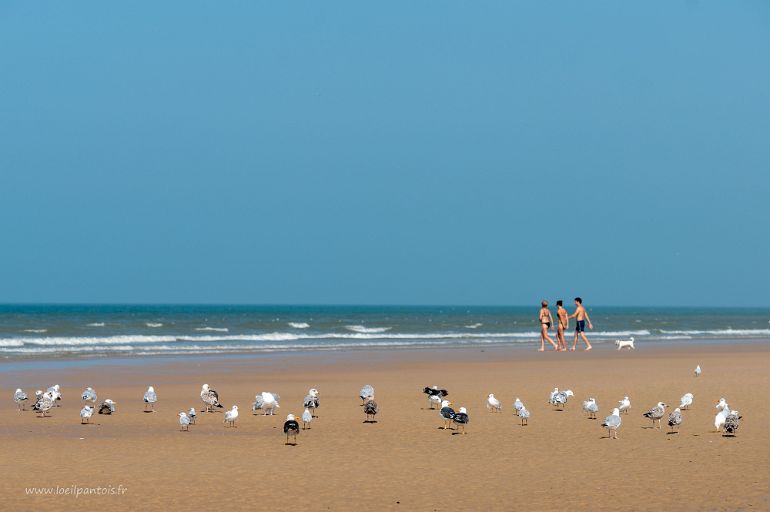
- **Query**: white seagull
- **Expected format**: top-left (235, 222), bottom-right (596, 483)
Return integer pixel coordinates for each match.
top-left (486, 394), bottom-right (502, 413)
top-left (301, 408), bottom-right (312, 430)
top-left (360, 385), bottom-right (374, 405)
top-left (694, 365), bottom-right (701, 377)
top-left (715, 398), bottom-right (728, 412)
top-left (582, 397), bottom-right (599, 419)
top-left (667, 408), bottom-right (683, 433)
top-left (618, 396), bottom-right (631, 415)
top-left (188, 407), bottom-right (197, 424)
top-left (13, 388), bottom-right (28, 411)
top-left (34, 391), bottom-right (55, 417)
top-left (80, 405), bottom-right (94, 424)
top-left (179, 411), bottom-right (191, 431)
top-left (304, 388), bottom-right (320, 418)
top-left (679, 393), bottom-right (694, 410)
top-left (143, 386), bottom-right (158, 411)
top-left (714, 407), bottom-right (730, 432)
top-left (252, 392), bottom-right (280, 415)
top-left (518, 407), bottom-right (530, 426)
top-left (643, 402), bottom-right (667, 429)
top-left (224, 405), bottom-right (239, 427)
top-left (513, 398), bottom-right (525, 416)
top-left (81, 387), bottom-right (97, 404)
top-left (602, 408), bottom-right (622, 439)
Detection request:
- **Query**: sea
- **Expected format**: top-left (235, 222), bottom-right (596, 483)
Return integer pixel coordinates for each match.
top-left (0, 304), bottom-right (768, 360)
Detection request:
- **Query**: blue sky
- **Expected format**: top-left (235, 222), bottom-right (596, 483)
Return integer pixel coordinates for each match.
top-left (1, 2), bottom-right (769, 306)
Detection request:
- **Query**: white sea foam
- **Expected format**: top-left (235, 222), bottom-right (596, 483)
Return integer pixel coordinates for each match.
top-left (465, 323), bottom-right (483, 329)
top-left (195, 327), bottom-right (229, 332)
top-left (288, 322), bottom-right (310, 329)
top-left (23, 329), bottom-right (48, 333)
top-left (659, 329), bottom-right (770, 336)
top-left (146, 323), bottom-right (163, 328)
top-left (345, 325), bottom-right (392, 334)
top-left (87, 323), bottom-right (105, 327)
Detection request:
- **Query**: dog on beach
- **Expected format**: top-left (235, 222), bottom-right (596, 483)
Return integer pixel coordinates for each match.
top-left (615, 337), bottom-right (635, 350)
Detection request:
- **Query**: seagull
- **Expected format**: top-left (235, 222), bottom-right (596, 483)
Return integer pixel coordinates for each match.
top-left (363, 397), bottom-right (379, 422)
top-left (486, 394), bottom-right (502, 413)
top-left (714, 407), bottom-right (730, 432)
top-left (513, 398), bottom-right (525, 416)
top-left (33, 391), bottom-right (55, 417)
top-left (80, 405), bottom-right (94, 424)
top-left (188, 407), bottom-right (197, 424)
top-left (200, 384), bottom-right (223, 412)
top-left (667, 408), bottom-right (683, 433)
top-left (13, 388), bottom-right (28, 411)
top-left (424, 386), bottom-right (448, 409)
top-left (518, 407), bottom-right (530, 426)
top-left (439, 400), bottom-right (455, 430)
top-left (723, 410), bottom-right (741, 436)
top-left (694, 365), bottom-right (701, 377)
top-left (81, 387), bottom-right (97, 404)
top-left (179, 412), bottom-right (191, 431)
top-left (304, 389), bottom-right (320, 418)
top-left (618, 396), bottom-right (631, 415)
top-left (582, 397), bottom-right (599, 419)
top-left (98, 399), bottom-right (117, 415)
top-left (715, 398), bottom-right (728, 412)
top-left (360, 385), bottom-right (374, 405)
top-left (301, 408), bottom-right (312, 430)
top-left (224, 405), bottom-right (239, 427)
top-left (252, 392), bottom-right (280, 415)
top-left (602, 408), bottom-right (622, 439)
top-left (284, 414), bottom-right (300, 445)
top-left (452, 407), bottom-right (469, 434)
top-left (47, 384), bottom-right (62, 403)
top-left (143, 386), bottom-right (158, 411)
top-left (552, 389), bottom-right (574, 410)
top-left (643, 402), bottom-right (667, 429)
top-left (548, 387), bottom-right (559, 404)
top-left (679, 393), bottom-right (694, 410)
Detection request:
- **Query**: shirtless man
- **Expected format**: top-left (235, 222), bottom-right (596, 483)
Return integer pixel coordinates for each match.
top-left (568, 297), bottom-right (593, 351)
top-left (555, 300), bottom-right (568, 351)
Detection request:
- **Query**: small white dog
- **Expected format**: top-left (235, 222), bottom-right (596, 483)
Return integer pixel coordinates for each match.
top-left (615, 337), bottom-right (635, 350)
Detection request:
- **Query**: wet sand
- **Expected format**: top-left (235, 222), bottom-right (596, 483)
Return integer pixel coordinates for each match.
top-left (1, 343), bottom-right (768, 511)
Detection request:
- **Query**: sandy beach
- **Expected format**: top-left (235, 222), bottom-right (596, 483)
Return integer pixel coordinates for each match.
top-left (1, 343), bottom-right (768, 511)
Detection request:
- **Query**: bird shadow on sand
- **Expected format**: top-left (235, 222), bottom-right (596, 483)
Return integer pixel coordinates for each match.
top-left (451, 432), bottom-right (467, 436)
top-left (363, 420), bottom-right (379, 424)
top-left (436, 427), bottom-right (454, 431)
top-left (666, 431), bottom-right (680, 436)
top-left (641, 426), bottom-right (656, 430)
top-left (284, 443), bottom-right (298, 447)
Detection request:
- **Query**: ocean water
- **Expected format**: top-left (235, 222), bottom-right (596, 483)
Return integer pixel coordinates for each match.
top-left (0, 305), bottom-right (768, 360)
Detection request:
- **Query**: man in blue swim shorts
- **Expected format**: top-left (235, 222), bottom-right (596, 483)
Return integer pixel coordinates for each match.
top-left (568, 297), bottom-right (593, 351)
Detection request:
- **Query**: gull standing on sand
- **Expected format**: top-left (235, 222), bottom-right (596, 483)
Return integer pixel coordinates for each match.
top-left (582, 398), bottom-right (599, 419)
top-left (34, 392), bottom-right (55, 417)
top-left (301, 408), bottom-right (312, 430)
top-left (200, 384), bottom-right (223, 412)
top-left (304, 389), bottom-right (320, 418)
top-left (224, 405), bottom-right (239, 427)
top-left (47, 384), bottom-right (62, 403)
top-left (14, 389), bottom-right (28, 411)
top-left (98, 399), bottom-right (117, 415)
top-left (439, 400), bottom-right (455, 430)
top-left (363, 397), bottom-right (379, 422)
top-left (284, 414), bottom-right (300, 445)
top-left (486, 394), bottom-right (502, 413)
top-left (188, 407), bottom-right (197, 424)
top-left (513, 398), bottom-right (525, 416)
top-left (694, 365), bottom-right (701, 377)
top-left (360, 385), bottom-right (374, 405)
top-left (643, 402), bottom-right (667, 429)
top-left (548, 387), bottom-right (559, 404)
top-left (723, 410), bottom-right (741, 436)
top-left (715, 398), bottom-right (728, 412)
top-left (552, 390), bottom-right (574, 410)
top-left (424, 386), bottom-right (448, 409)
top-left (179, 412), bottom-right (191, 431)
top-left (452, 407), bottom-right (469, 434)
top-left (602, 408), bottom-right (622, 439)
top-left (667, 408), bottom-right (683, 432)
top-left (714, 406), bottom-right (730, 432)
top-left (144, 386), bottom-right (158, 411)
top-left (80, 405), bottom-right (94, 424)
top-left (518, 407), bottom-right (530, 426)
top-left (252, 392), bottom-right (280, 415)
top-left (618, 396), bottom-right (631, 415)
top-left (81, 387), bottom-right (97, 404)
top-left (679, 393), bottom-right (693, 410)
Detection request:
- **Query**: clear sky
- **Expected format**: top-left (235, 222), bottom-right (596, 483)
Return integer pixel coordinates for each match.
top-left (1, 2), bottom-right (769, 306)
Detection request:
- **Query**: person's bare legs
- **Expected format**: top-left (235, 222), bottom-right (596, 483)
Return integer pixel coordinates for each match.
top-left (571, 331), bottom-right (578, 351)
top-left (540, 324), bottom-right (557, 351)
top-left (580, 332), bottom-right (592, 351)
top-left (556, 328), bottom-right (566, 351)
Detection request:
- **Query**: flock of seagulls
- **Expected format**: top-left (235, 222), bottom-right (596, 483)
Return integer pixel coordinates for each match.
top-left (8, 363), bottom-right (745, 444)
